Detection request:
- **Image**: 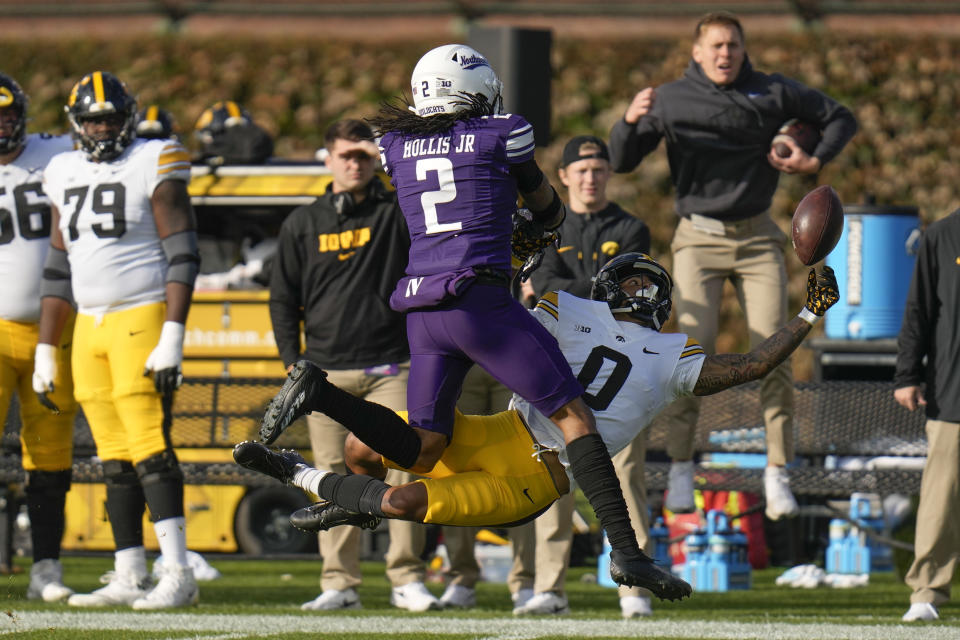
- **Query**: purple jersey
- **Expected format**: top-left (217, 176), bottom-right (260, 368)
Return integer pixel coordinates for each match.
top-left (379, 114), bottom-right (535, 276)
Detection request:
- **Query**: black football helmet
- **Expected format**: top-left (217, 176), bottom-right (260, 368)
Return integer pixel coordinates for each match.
top-left (194, 100), bottom-right (251, 147)
top-left (66, 71), bottom-right (137, 161)
top-left (590, 252), bottom-right (673, 330)
top-left (136, 104), bottom-right (176, 140)
top-left (0, 72), bottom-right (28, 154)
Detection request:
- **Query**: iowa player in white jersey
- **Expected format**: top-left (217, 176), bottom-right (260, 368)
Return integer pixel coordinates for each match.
top-left (236, 253), bottom-right (837, 601)
top-left (32, 71), bottom-right (200, 610)
top-left (0, 73), bottom-right (78, 602)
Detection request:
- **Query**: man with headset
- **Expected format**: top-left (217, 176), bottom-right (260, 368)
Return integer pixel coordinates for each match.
top-left (268, 118), bottom-right (440, 612)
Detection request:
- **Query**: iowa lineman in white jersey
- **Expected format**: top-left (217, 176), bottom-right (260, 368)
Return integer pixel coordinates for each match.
top-left (0, 73), bottom-right (78, 602)
top-left (33, 71), bottom-right (200, 610)
top-left (236, 253), bottom-right (839, 601)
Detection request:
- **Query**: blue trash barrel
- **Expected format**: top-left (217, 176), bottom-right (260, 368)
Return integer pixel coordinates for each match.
top-left (825, 204), bottom-right (920, 340)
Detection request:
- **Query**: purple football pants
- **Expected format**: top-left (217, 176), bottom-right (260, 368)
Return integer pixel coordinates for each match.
top-left (405, 282), bottom-right (583, 438)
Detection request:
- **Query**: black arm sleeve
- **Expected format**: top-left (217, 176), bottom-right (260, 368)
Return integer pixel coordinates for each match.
top-left (509, 159), bottom-right (544, 194)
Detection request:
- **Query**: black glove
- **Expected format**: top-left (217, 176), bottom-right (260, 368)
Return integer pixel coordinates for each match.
top-left (804, 265), bottom-right (840, 317)
top-left (511, 208), bottom-right (560, 282)
top-left (151, 367), bottom-right (184, 395)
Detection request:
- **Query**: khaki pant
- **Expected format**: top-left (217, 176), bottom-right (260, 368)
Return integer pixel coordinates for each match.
top-left (508, 431), bottom-right (653, 598)
top-left (442, 366), bottom-right (515, 588)
top-left (662, 213), bottom-right (794, 466)
top-left (906, 419), bottom-right (960, 606)
top-left (306, 363), bottom-right (427, 591)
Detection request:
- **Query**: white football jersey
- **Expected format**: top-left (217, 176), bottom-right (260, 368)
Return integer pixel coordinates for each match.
top-left (43, 138), bottom-right (191, 315)
top-left (513, 291), bottom-right (705, 475)
top-left (0, 134), bottom-right (75, 322)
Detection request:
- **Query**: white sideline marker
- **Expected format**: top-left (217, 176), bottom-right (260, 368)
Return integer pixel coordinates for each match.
top-left (0, 611), bottom-right (956, 640)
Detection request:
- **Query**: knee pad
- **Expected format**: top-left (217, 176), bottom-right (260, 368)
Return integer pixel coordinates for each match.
top-left (134, 449), bottom-right (184, 486)
top-left (101, 459), bottom-right (145, 550)
top-left (103, 459), bottom-right (139, 488)
top-left (135, 450), bottom-right (184, 522)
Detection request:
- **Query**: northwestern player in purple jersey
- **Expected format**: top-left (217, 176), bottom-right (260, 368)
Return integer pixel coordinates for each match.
top-left (243, 44), bottom-right (690, 600)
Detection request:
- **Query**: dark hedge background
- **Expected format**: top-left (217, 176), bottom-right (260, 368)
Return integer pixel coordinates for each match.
top-left (9, 32), bottom-right (958, 376)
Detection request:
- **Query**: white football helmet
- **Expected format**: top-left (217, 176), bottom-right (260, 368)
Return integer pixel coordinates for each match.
top-left (410, 44), bottom-right (503, 117)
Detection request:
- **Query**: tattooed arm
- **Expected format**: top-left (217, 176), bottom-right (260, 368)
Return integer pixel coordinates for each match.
top-left (693, 317), bottom-right (811, 396)
top-left (692, 266), bottom-right (840, 397)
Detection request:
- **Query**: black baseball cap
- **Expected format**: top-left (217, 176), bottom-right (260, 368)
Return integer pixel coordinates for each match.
top-left (560, 135), bottom-right (610, 168)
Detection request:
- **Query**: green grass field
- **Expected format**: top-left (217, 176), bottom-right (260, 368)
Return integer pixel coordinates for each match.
top-left (0, 555), bottom-right (957, 639)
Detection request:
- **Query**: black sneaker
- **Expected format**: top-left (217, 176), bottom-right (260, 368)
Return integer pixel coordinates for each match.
top-left (609, 548), bottom-right (692, 601)
top-left (260, 360), bottom-right (329, 444)
top-left (233, 440), bottom-right (306, 484)
top-left (290, 501), bottom-right (381, 532)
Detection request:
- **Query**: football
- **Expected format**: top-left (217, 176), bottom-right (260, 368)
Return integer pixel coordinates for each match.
top-left (772, 119), bottom-right (821, 158)
top-left (791, 185), bottom-right (844, 265)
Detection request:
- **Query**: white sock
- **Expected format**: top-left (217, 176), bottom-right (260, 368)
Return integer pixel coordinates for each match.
top-left (293, 464), bottom-right (331, 496)
top-left (115, 546), bottom-right (147, 577)
top-left (154, 516), bottom-right (188, 568)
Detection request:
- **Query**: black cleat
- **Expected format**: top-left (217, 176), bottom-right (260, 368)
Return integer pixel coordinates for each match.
top-left (233, 440), bottom-right (306, 484)
top-left (259, 360), bottom-right (330, 444)
top-left (290, 501), bottom-right (381, 532)
top-left (609, 548), bottom-right (692, 601)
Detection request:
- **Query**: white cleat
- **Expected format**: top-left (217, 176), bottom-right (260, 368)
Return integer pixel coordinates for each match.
top-left (666, 460), bottom-right (696, 513)
top-left (764, 466), bottom-right (799, 520)
top-left (68, 570), bottom-right (151, 607)
top-left (439, 583), bottom-right (476, 608)
top-left (27, 559), bottom-right (74, 603)
top-left (902, 602), bottom-right (939, 622)
top-left (390, 581), bottom-right (441, 612)
top-left (301, 588), bottom-right (362, 611)
top-left (131, 564), bottom-right (198, 610)
top-left (512, 591), bottom-right (569, 616)
top-left (511, 587), bottom-right (534, 608)
top-left (620, 595), bottom-right (653, 618)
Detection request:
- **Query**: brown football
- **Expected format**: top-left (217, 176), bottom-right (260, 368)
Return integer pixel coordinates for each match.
top-left (772, 119), bottom-right (821, 158)
top-left (792, 185), bottom-right (844, 265)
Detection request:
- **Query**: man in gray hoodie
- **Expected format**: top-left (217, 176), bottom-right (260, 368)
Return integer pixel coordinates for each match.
top-left (608, 10), bottom-right (857, 520)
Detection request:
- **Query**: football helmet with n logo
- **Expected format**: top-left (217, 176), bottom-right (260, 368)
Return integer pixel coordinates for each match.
top-left (591, 252), bottom-right (673, 331)
top-left (410, 44), bottom-right (503, 117)
top-left (66, 71), bottom-right (137, 162)
top-left (0, 73), bottom-right (28, 154)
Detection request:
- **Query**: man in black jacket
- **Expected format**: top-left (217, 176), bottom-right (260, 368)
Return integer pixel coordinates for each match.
top-left (269, 119), bottom-right (439, 612)
top-left (608, 10), bottom-right (857, 519)
top-left (893, 209), bottom-right (960, 622)
top-left (530, 136), bottom-right (650, 300)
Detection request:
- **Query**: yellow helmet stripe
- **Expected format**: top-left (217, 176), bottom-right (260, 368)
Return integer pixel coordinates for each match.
top-left (226, 101), bottom-right (241, 119)
top-left (146, 105), bottom-right (159, 122)
top-left (92, 71), bottom-right (106, 105)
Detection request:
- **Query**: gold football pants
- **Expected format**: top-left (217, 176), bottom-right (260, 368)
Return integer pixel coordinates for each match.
top-left (72, 303), bottom-right (169, 464)
top-left (0, 317), bottom-right (76, 470)
top-left (386, 409), bottom-right (567, 527)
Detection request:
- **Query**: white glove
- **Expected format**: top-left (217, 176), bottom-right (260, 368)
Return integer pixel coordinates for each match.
top-left (32, 342), bottom-right (61, 414)
top-left (144, 321), bottom-right (185, 394)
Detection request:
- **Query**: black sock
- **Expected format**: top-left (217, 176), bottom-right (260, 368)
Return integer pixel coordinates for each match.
top-left (567, 433), bottom-right (641, 556)
top-left (318, 383), bottom-right (422, 469)
top-left (317, 473), bottom-right (389, 517)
